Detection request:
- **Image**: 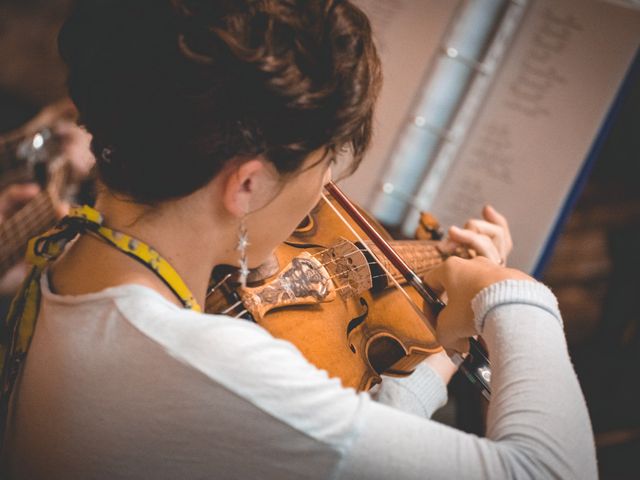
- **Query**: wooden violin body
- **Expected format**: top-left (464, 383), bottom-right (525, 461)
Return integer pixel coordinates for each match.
top-left (207, 193), bottom-right (469, 391)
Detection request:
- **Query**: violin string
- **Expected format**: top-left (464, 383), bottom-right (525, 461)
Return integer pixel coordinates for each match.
top-left (332, 271), bottom-right (396, 284)
top-left (308, 239), bottom-right (351, 258)
top-left (207, 273), bottom-right (233, 297)
top-left (328, 272), bottom-right (350, 283)
top-left (316, 249), bottom-right (363, 267)
top-left (233, 309), bottom-right (248, 319)
top-left (316, 246), bottom-right (444, 273)
top-left (220, 300), bottom-right (243, 315)
top-left (370, 273), bottom-right (392, 282)
top-left (334, 284), bottom-right (354, 294)
top-left (319, 192), bottom-right (438, 336)
top-left (325, 260), bottom-right (378, 278)
top-left (329, 263), bottom-right (441, 286)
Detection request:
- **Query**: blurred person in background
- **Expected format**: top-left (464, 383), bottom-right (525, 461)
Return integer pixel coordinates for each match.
top-left (0, 99), bottom-right (94, 295)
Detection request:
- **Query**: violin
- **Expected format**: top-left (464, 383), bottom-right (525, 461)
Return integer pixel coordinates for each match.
top-left (206, 182), bottom-right (491, 398)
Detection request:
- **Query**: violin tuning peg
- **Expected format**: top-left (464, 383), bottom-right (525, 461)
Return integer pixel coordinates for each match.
top-left (414, 212), bottom-right (444, 241)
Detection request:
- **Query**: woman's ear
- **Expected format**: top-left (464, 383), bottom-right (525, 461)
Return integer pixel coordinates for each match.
top-left (221, 158), bottom-right (279, 218)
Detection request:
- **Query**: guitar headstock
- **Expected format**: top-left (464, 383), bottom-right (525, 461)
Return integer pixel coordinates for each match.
top-left (5, 127), bottom-right (79, 217)
top-left (14, 128), bottom-right (62, 185)
top-left (0, 98), bottom-right (79, 189)
top-left (1, 106), bottom-right (95, 214)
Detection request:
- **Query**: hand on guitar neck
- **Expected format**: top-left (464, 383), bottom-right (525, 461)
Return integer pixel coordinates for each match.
top-left (0, 99), bottom-right (95, 290)
top-left (0, 181), bottom-right (73, 295)
top-left (0, 183), bottom-right (41, 224)
top-left (0, 183), bottom-right (41, 295)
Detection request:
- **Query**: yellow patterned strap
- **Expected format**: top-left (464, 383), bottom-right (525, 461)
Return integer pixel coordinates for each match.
top-left (1, 205), bottom-right (200, 450)
top-left (66, 205), bottom-right (201, 312)
top-left (25, 204), bottom-right (200, 311)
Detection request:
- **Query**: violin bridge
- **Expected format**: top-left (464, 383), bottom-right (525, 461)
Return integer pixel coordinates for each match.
top-left (320, 238), bottom-right (373, 298)
top-left (239, 252), bottom-right (335, 321)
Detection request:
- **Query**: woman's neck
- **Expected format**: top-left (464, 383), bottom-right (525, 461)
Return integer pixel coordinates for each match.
top-left (50, 188), bottom-right (236, 308)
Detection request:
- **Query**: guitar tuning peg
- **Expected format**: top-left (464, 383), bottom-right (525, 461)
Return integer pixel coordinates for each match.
top-left (414, 212), bottom-right (444, 241)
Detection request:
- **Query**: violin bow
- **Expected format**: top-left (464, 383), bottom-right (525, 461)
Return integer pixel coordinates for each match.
top-left (324, 182), bottom-right (492, 401)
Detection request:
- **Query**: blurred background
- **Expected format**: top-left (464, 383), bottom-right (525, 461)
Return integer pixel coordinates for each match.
top-left (0, 0), bottom-right (638, 477)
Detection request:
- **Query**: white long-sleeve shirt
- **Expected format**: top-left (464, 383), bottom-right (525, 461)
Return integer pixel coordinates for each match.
top-left (2, 277), bottom-right (597, 479)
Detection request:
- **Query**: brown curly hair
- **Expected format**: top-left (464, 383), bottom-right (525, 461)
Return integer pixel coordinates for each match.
top-left (58, 0), bottom-right (381, 202)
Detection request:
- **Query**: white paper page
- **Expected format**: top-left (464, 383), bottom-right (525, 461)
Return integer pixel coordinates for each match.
top-left (419, 0), bottom-right (639, 271)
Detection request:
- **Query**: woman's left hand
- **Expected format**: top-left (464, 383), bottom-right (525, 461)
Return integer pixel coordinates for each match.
top-left (424, 205), bottom-right (514, 383)
top-left (448, 205), bottom-right (513, 266)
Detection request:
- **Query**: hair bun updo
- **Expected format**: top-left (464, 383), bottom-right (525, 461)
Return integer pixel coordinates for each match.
top-left (59, 0), bottom-right (381, 203)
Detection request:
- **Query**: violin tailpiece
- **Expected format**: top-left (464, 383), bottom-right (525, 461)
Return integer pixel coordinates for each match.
top-left (240, 252), bottom-right (335, 320)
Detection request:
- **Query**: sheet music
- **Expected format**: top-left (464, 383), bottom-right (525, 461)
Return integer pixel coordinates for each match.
top-left (424, 0), bottom-right (640, 271)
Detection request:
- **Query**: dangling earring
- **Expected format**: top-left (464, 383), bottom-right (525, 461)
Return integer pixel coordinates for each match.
top-left (237, 217), bottom-right (250, 288)
top-left (101, 146), bottom-right (114, 164)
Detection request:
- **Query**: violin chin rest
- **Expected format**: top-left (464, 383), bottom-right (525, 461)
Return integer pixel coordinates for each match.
top-left (246, 254), bottom-right (280, 283)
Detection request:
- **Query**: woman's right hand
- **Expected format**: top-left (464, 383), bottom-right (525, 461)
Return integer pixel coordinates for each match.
top-left (423, 256), bottom-right (533, 353)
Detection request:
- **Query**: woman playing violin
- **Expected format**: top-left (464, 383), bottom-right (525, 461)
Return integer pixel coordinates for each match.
top-left (1, 1), bottom-right (596, 478)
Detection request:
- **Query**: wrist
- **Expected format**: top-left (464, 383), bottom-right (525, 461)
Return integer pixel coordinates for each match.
top-left (424, 350), bottom-right (458, 385)
top-left (471, 279), bottom-right (561, 333)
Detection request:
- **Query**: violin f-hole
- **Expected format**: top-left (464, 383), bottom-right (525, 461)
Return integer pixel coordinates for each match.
top-left (347, 297), bottom-right (369, 353)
